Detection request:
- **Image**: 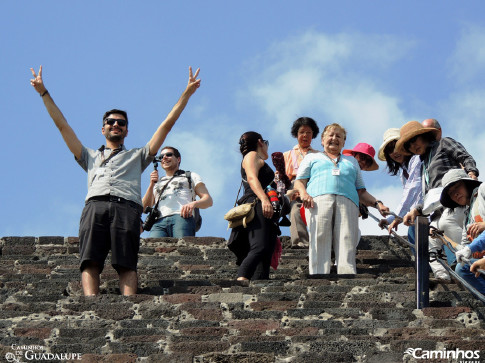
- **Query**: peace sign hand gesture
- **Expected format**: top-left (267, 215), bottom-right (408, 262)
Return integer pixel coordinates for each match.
top-left (30, 65), bottom-right (47, 95)
top-left (186, 66), bottom-right (201, 96)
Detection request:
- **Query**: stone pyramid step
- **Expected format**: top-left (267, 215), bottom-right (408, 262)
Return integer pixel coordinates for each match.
top-left (0, 235), bottom-right (484, 362)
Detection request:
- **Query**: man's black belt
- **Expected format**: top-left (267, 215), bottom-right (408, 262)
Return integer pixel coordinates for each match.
top-left (87, 195), bottom-right (141, 209)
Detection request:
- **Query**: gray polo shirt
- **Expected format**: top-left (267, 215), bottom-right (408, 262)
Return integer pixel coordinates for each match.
top-left (77, 143), bottom-right (154, 206)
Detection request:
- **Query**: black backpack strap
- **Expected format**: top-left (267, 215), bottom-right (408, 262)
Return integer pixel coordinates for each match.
top-left (185, 170), bottom-right (193, 190)
top-left (150, 173), bottom-right (177, 213)
top-left (177, 170), bottom-right (195, 201)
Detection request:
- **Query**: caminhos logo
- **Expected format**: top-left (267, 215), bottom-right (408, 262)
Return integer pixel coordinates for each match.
top-left (404, 347), bottom-right (480, 361)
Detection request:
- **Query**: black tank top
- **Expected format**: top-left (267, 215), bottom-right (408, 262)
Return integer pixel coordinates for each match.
top-left (238, 162), bottom-right (275, 204)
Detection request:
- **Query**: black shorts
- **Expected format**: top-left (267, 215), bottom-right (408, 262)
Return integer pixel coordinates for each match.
top-left (79, 196), bottom-right (143, 273)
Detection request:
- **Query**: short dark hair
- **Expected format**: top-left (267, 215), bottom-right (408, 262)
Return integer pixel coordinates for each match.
top-left (291, 117), bottom-right (320, 139)
top-left (161, 146), bottom-right (181, 158)
top-left (102, 109), bottom-right (129, 126)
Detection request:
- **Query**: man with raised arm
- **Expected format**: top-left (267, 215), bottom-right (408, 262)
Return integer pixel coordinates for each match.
top-left (30, 65), bottom-right (201, 296)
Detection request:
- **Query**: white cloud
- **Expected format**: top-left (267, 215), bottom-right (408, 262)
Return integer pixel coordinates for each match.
top-left (243, 30), bottom-right (413, 148)
top-left (439, 89), bottom-right (485, 177)
top-left (448, 24), bottom-right (485, 84)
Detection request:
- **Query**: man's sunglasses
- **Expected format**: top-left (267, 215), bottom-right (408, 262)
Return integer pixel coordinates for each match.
top-left (160, 152), bottom-right (174, 159)
top-left (104, 118), bottom-right (127, 127)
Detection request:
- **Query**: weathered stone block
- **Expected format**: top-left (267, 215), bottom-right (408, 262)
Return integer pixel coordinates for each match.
top-left (163, 293), bottom-right (201, 304)
top-left (422, 306), bottom-right (472, 319)
top-left (240, 340), bottom-right (289, 354)
top-left (250, 301), bottom-right (298, 311)
top-left (169, 341), bottom-right (230, 355)
top-left (227, 319), bottom-right (280, 332)
top-left (38, 236), bottom-right (65, 245)
top-left (13, 327), bottom-right (51, 339)
top-left (2, 237), bottom-right (36, 245)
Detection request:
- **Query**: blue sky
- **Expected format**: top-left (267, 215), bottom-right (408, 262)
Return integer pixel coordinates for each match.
top-left (2, 1), bottom-right (485, 240)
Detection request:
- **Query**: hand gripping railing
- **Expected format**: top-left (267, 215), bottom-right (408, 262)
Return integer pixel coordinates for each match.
top-left (369, 211), bottom-right (485, 306)
top-left (429, 227), bottom-right (485, 304)
top-left (429, 227), bottom-right (485, 276)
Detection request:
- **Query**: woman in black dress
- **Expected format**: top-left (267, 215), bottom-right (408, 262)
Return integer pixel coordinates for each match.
top-left (228, 131), bottom-right (277, 281)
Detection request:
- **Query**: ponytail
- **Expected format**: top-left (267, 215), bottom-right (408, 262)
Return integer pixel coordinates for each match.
top-left (239, 131), bottom-right (262, 156)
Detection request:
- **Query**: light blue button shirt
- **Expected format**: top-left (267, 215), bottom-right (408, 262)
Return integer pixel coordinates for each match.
top-left (296, 152), bottom-right (365, 207)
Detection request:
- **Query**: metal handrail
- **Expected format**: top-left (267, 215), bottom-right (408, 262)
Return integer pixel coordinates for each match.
top-left (368, 211), bottom-right (429, 308)
top-left (367, 212), bottom-right (415, 249)
top-left (435, 256), bottom-right (485, 304)
top-left (430, 227), bottom-right (485, 277)
top-left (368, 210), bottom-right (485, 306)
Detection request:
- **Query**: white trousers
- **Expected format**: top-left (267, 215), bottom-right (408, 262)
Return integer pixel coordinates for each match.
top-left (306, 194), bottom-right (359, 274)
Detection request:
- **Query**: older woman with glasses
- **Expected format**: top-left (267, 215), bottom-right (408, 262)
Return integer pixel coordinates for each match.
top-left (294, 123), bottom-right (389, 275)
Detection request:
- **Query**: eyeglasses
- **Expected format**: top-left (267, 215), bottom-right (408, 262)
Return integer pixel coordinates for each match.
top-left (263, 140), bottom-right (269, 147)
top-left (104, 118), bottom-right (127, 127)
top-left (160, 152), bottom-right (174, 159)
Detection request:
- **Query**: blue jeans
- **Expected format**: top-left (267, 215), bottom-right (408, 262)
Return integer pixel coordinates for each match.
top-left (149, 214), bottom-right (196, 238)
top-left (443, 245), bottom-right (456, 267)
top-left (455, 258), bottom-right (485, 295)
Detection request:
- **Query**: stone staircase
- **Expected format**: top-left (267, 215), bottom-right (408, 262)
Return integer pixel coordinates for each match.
top-left (0, 235), bottom-right (484, 362)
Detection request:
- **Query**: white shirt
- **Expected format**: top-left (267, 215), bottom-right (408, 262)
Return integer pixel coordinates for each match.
top-left (153, 171), bottom-right (203, 217)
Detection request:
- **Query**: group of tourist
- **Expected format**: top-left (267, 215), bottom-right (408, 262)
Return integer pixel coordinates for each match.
top-left (230, 117), bottom-right (485, 296)
top-left (30, 65), bottom-right (485, 296)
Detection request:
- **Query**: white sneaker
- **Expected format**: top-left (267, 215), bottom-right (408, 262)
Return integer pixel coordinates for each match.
top-left (429, 260), bottom-right (451, 281)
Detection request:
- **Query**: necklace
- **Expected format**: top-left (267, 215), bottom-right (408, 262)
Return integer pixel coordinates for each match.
top-left (323, 151), bottom-right (341, 176)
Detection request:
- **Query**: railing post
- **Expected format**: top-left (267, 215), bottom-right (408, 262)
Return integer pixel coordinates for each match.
top-left (415, 216), bottom-right (429, 309)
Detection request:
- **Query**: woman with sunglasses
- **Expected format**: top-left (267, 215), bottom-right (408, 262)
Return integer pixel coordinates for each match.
top-left (377, 128), bottom-right (422, 249)
top-left (227, 132), bottom-right (278, 281)
top-left (294, 123), bottom-right (389, 275)
top-left (397, 120), bottom-right (479, 279)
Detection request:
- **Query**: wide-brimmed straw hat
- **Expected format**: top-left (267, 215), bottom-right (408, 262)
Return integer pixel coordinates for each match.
top-left (440, 169), bottom-right (481, 208)
top-left (395, 121), bottom-right (440, 155)
top-left (342, 143), bottom-right (379, 171)
top-left (378, 128), bottom-right (400, 161)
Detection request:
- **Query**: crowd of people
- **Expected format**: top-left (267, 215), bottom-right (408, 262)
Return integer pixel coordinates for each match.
top-left (30, 65), bottom-right (485, 296)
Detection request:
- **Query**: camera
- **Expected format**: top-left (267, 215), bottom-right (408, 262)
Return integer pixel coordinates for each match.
top-left (142, 206), bottom-right (161, 231)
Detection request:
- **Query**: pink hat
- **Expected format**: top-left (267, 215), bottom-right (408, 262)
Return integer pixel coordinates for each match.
top-left (342, 143), bottom-right (379, 171)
